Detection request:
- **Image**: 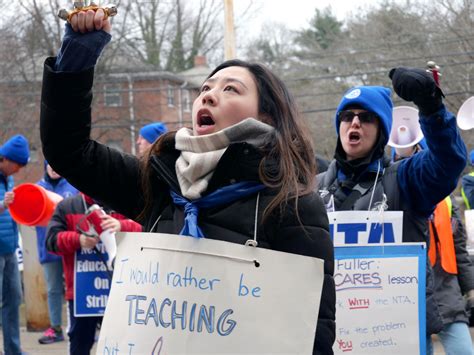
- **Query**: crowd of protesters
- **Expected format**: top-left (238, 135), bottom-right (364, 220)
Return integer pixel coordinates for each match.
top-left (0, 6), bottom-right (472, 355)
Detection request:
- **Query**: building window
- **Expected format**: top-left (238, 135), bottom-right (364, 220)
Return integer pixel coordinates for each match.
top-left (167, 85), bottom-right (175, 107)
top-left (104, 84), bottom-right (122, 107)
top-left (183, 90), bottom-right (191, 112)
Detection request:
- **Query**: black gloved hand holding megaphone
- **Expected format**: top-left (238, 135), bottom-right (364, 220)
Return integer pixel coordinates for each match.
top-left (389, 67), bottom-right (444, 116)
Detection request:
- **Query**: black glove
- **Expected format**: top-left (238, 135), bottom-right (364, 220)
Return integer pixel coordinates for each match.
top-left (389, 67), bottom-right (444, 116)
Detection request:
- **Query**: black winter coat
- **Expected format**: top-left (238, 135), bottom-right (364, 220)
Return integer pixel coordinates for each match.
top-left (432, 197), bottom-right (473, 325)
top-left (40, 58), bottom-right (336, 354)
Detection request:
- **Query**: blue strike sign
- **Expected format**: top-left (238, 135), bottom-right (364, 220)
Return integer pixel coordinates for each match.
top-left (74, 242), bottom-right (111, 317)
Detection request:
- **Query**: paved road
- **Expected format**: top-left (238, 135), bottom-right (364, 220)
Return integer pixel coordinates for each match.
top-left (1, 303), bottom-right (472, 354)
top-left (9, 327), bottom-right (96, 355)
top-left (3, 326), bottom-right (472, 354)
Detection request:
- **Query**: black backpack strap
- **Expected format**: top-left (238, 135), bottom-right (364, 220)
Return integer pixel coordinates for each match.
top-left (339, 182), bottom-right (373, 210)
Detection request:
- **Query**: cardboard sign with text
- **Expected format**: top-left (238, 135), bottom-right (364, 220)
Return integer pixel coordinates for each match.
top-left (333, 244), bottom-right (426, 354)
top-left (74, 242), bottom-right (111, 316)
top-left (97, 232), bottom-right (324, 354)
top-left (328, 211), bottom-right (403, 246)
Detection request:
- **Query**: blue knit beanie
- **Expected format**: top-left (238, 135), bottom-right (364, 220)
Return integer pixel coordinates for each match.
top-left (139, 122), bottom-right (168, 144)
top-left (335, 86), bottom-right (393, 145)
top-left (470, 150), bottom-right (474, 166)
top-left (0, 135), bottom-right (30, 165)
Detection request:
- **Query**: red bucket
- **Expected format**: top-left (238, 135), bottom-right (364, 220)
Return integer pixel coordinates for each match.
top-left (9, 183), bottom-right (63, 226)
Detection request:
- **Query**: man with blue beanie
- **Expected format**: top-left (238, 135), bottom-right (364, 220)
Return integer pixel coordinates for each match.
top-left (37, 162), bottom-right (78, 345)
top-left (136, 122), bottom-right (168, 157)
top-left (317, 67), bottom-right (467, 339)
top-left (0, 134), bottom-right (30, 354)
top-left (461, 150), bottom-right (474, 209)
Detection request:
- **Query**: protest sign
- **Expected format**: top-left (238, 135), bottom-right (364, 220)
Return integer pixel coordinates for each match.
top-left (333, 244), bottom-right (426, 354)
top-left (74, 242), bottom-right (112, 316)
top-left (97, 232), bottom-right (324, 354)
top-left (328, 211), bottom-right (403, 246)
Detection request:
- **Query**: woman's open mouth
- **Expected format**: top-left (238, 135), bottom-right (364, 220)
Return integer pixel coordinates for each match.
top-left (195, 109), bottom-right (217, 135)
top-left (199, 115), bottom-right (215, 126)
top-left (348, 131), bottom-right (361, 143)
top-left (197, 109), bottom-right (215, 127)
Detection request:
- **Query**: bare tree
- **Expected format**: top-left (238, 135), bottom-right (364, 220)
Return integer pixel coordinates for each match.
top-left (424, 0), bottom-right (474, 150)
top-left (245, 22), bottom-right (296, 67)
top-left (185, 0), bottom-right (224, 68)
top-left (119, 0), bottom-right (174, 68)
top-left (19, 0), bottom-right (63, 56)
top-left (241, 0), bottom-right (473, 158)
top-left (119, 0), bottom-right (224, 71)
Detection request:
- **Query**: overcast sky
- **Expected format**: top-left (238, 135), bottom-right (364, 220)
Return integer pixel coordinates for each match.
top-left (234, 0), bottom-right (378, 32)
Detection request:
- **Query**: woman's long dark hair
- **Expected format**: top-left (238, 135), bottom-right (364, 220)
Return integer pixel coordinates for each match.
top-left (138, 59), bottom-right (316, 221)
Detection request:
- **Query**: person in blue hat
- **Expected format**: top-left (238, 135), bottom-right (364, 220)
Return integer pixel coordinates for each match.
top-left (317, 69), bottom-right (467, 339)
top-left (0, 134), bottom-right (30, 354)
top-left (461, 150), bottom-right (474, 209)
top-left (136, 122), bottom-right (168, 157)
top-left (36, 162), bottom-right (78, 345)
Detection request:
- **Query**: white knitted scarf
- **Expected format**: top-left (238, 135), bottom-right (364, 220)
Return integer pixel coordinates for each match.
top-left (175, 118), bottom-right (274, 199)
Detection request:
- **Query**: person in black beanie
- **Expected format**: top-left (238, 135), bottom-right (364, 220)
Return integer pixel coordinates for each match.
top-left (317, 68), bottom-right (467, 339)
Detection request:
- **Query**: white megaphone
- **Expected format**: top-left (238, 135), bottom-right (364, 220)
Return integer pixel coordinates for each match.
top-left (388, 106), bottom-right (424, 158)
top-left (457, 96), bottom-right (474, 130)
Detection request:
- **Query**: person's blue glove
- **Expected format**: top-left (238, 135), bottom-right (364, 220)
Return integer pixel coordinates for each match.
top-left (389, 67), bottom-right (444, 116)
top-left (55, 23), bottom-right (111, 72)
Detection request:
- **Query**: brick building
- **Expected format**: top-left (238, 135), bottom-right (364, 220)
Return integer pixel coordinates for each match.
top-left (0, 56), bottom-right (211, 185)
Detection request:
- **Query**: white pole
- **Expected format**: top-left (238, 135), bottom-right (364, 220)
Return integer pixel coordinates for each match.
top-left (224, 0), bottom-right (236, 60)
top-left (127, 74), bottom-right (136, 155)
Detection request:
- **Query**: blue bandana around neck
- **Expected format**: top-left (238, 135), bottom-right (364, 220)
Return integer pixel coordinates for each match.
top-left (170, 181), bottom-right (266, 238)
top-left (337, 158), bottom-right (383, 183)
